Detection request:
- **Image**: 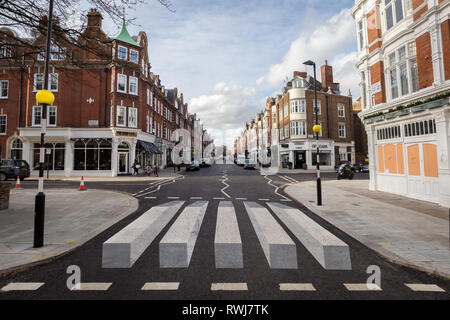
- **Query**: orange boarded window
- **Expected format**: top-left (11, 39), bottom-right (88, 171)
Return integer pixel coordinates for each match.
top-left (407, 144), bottom-right (420, 176)
top-left (397, 144), bottom-right (405, 174)
top-left (384, 144), bottom-right (397, 174)
top-left (423, 144), bottom-right (438, 178)
top-left (378, 145), bottom-right (384, 173)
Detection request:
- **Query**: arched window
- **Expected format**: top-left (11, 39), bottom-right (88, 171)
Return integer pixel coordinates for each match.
top-left (11, 139), bottom-right (23, 160)
top-left (74, 139), bottom-right (112, 171)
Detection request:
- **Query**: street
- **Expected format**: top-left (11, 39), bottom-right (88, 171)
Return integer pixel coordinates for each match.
top-left (0, 163), bottom-right (449, 300)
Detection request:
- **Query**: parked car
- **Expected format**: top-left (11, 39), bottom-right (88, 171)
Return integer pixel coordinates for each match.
top-left (243, 159), bottom-right (256, 170)
top-left (200, 158), bottom-right (211, 168)
top-left (236, 155), bottom-right (246, 166)
top-left (358, 163), bottom-right (369, 173)
top-left (0, 159), bottom-right (30, 181)
top-left (186, 160), bottom-right (200, 171)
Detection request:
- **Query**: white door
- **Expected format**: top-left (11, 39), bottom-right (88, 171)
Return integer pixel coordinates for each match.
top-left (118, 152), bottom-right (128, 174)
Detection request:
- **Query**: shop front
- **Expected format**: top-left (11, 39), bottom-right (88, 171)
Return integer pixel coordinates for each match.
top-left (16, 127), bottom-right (161, 177)
top-left (278, 140), bottom-right (335, 170)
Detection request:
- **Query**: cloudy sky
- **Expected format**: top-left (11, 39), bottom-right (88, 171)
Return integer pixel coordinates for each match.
top-left (96, 0), bottom-right (359, 147)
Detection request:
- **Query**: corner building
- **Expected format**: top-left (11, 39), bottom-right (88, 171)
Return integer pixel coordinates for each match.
top-left (352, 0), bottom-right (450, 206)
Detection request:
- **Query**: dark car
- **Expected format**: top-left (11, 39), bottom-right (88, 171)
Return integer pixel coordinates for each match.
top-left (186, 160), bottom-right (200, 171)
top-left (0, 159), bottom-right (30, 181)
top-left (358, 164), bottom-right (369, 173)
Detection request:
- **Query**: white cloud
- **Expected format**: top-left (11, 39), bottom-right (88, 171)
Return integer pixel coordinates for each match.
top-left (256, 8), bottom-right (359, 96)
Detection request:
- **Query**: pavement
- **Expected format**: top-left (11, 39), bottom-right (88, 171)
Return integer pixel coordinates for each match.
top-left (285, 180), bottom-right (450, 279)
top-left (26, 168), bottom-right (181, 181)
top-left (0, 188), bottom-right (138, 276)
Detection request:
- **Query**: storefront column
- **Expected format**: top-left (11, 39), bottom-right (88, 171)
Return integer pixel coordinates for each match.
top-left (365, 124), bottom-right (377, 191)
top-left (435, 108), bottom-right (450, 207)
top-left (130, 139), bottom-right (137, 172)
top-left (306, 150), bottom-right (312, 169)
top-left (289, 151), bottom-right (295, 165)
top-left (22, 140), bottom-right (32, 168)
top-left (111, 138), bottom-right (119, 176)
top-left (64, 139), bottom-right (72, 177)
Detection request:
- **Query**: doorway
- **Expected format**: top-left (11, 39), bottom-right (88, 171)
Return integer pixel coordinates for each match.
top-left (118, 152), bottom-right (128, 174)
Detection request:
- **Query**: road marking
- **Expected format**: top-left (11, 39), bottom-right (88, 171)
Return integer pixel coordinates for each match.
top-left (70, 283), bottom-right (112, 291)
top-left (258, 199), bottom-right (270, 201)
top-left (280, 199), bottom-right (292, 202)
top-left (1, 282), bottom-right (44, 292)
top-left (268, 202), bottom-right (351, 270)
top-left (145, 197), bottom-right (157, 199)
top-left (263, 176), bottom-right (291, 201)
top-left (235, 198), bottom-right (247, 201)
top-left (404, 284), bottom-right (445, 292)
top-left (244, 201), bottom-right (297, 269)
top-left (168, 197), bottom-right (180, 199)
top-left (215, 202), bottom-right (243, 269)
top-left (135, 176), bottom-right (184, 198)
top-left (221, 175), bottom-right (231, 198)
top-left (102, 201), bottom-right (185, 268)
top-left (141, 282), bottom-right (180, 291)
top-left (280, 283), bottom-right (316, 291)
top-left (282, 175), bottom-right (299, 183)
top-left (278, 175), bottom-right (295, 184)
top-left (160, 201), bottom-right (209, 268)
top-left (214, 197), bottom-right (225, 200)
top-left (343, 283), bottom-right (382, 291)
top-left (211, 283), bottom-right (248, 291)
top-left (190, 197), bottom-right (203, 200)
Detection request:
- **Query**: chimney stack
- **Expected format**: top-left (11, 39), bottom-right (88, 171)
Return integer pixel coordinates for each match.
top-left (321, 60), bottom-right (334, 92)
top-left (293, 71), bottom-right (307, 78)
top-left (87, 8), bottom-right (103, 28)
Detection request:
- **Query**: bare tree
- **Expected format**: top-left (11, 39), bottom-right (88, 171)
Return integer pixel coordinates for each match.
top-left (0, 0), bottom-right (175, 65)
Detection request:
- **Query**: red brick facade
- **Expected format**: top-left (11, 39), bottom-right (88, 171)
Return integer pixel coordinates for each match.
top-left (441, 19), bottom-right (450, 81)
top-left (416, 32), bottom-right (434, 89)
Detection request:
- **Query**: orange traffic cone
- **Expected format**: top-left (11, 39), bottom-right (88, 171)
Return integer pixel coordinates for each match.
top-left (79, 176), bottom-right (86, 191)
top-left (15, 176), bottom-right (21, 189)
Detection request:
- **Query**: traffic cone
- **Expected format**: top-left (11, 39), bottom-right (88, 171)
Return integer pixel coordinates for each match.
top-left (15, 176), bottom-right (21, 189)
top-left (79, 176), bottom-right (86, 191)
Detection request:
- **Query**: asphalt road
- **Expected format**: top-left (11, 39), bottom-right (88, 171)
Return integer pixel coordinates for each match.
top-left (0, 164), bottom-right (449, 301)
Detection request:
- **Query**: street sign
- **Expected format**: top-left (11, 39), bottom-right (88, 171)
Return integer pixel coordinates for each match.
top-left (46, 148), bottom-right (51, 155)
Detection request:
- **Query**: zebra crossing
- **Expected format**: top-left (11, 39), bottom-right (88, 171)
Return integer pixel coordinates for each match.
top-left (101, 200), bottom-right (352, 270)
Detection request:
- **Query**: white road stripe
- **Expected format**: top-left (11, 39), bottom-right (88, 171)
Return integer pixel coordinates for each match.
top-left (344, 283), bottom-right (382, 291)
top-left (405, 284), bottom-right (445, 292)
top-left (258, 199), bottom-right (270, 201)
top-left (168, 197), bottom-right (180, 199)
top-left (235, 198), bottom-right (247, 201)
top-left (263, 176), bottom-right (292, 201)
top-left (214, 197), bottom-right (225, 200)
top-left (1, 282), bottom-right (44, 292)
top-left (141, 282), bottom-right (180, 291)
top-left (283, 175), bottom-right (299, 183)
top-left (278, 175), bottom-right (295, 183)
top-left (190, 197), bottom-right (203, 200)
top-left (211, 283), bottom-right (248, 291)
top-left (70, 283), bottom-right (112, 291)
top-left (280, 283), bottom-right (316, 291)
top-left (145, 197), bottom-right (157, 199)
top-left (280, 199), bottom-right (292, 202)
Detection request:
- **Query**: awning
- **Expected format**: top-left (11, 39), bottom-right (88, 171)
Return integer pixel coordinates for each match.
top-left (138, 140), bottom-right (162, 154)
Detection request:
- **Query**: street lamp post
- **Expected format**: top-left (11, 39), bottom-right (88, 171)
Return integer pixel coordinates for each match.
top-left (34, 0), bottom-right (55, 248)
top-left (303, 60), bottom-right (322, 206)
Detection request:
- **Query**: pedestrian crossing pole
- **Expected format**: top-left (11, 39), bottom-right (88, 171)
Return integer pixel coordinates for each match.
top-left (303, 59), bottom-right (322, 206)
top-left (34, 0), bottom-right (55, 248)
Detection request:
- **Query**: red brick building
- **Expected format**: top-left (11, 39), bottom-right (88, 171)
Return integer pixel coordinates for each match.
top-left (0, 9), bottom-right (194, 176)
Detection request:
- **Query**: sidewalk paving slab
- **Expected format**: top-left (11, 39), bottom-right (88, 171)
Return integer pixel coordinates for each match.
top-left (0, 188), bottom-right (138, 277)
top-left (284, 180), bottom-right (450, 279)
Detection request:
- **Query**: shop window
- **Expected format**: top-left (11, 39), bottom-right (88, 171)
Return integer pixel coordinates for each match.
top-left (423, 144), bottom-right (438, 178)
top-left (407, 144), bottom-right (420, 176)
top-left (312, 152), bottom-right (331, 166)
top-left (73, 139), bottom-right (112, 171)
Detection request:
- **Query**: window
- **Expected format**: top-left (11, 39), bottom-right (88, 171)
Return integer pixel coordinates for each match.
top-left (0, 80), bottom-right (8, 98)
top-left (33, 143), bottom-right (65, 171)
top-left (129, 76), bottom-right (138, 95)
top-left (32, 106), bottom-right (42, 126)
top-left (377, 125), bottom-right (401, 140)
top-left (338, 123), bottom-right (346, 138)
top-left (284, 104), bottom-right (289, 117)
top-left (314, 100), bottom-right (321, 115)
top-left (37, 48), bottom-right (45, 61)
top-left (338, 104), bottom-right (345, 117)
top-left (358, 20), bottom-right (365, 50)
top-left (0, 115), bottom-right (6, 134)
top-left (385, 0), bottom-right (404, 30)
top-left (117, 106), bottom-right (126, 126)
top-left (290, 121), bottom-right (306, 136)
top-left (386, 42), bottom-right (418, 100)
top-left (33, 73), bottom-right (58, 92)
top-left (0, 45), bottom-right (11, 58)
top-left (129, 49), bottom-right (139, 64)
top-left (404, 119), bottom-right (436, 137)
top-left (128, 107), bottom-right (137, 128)
top-left (118, 46), bottom-right (127, 60)
top-left (48, 106), bottom-right (57, 126)
top-left (117, 74), bottom-right (127, 93)
top-left (290, 99), bottom-right (306, 113)
top-left (50, 44), bottom-right (66, 61)
top-left (11, 139), bottom-right (23, 160)
top-left (73, 139), bottom-right (112, 171)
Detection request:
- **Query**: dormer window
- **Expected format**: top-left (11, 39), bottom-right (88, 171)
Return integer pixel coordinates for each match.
top-left (118, 46), bottom-right (127, 60)
top-left (129, 49), bottom-right (139, 64)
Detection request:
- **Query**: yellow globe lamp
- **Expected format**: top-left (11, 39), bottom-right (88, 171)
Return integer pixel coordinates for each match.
top-left (313, 124), bottom-right (322, 134)
top-left (36, 90), bottom-right (55, 105)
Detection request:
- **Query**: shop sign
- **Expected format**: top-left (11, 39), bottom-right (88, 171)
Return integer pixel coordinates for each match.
top-left (310, 143), bottom-right (331, 150)
top-left (116, 131), bottom-right (137, 137)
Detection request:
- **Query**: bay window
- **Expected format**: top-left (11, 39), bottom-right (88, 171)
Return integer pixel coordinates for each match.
top-left (385, 0), bottom-right (404, 31)
top-left (129, 76), bottom-right (138, 95)
top-left (118, 46), bottom-right (127, 60)
top-left (129, 49), bottom-right (139, 63)
top-left (117, 74), bottom-right (127, 93)
top-left (117, 106), bottom-right (126, 126)
top-left (128, 107), bottom-right (138, 128)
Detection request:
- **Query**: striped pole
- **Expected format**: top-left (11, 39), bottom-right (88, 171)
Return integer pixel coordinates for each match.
top-left (34, 0), bottom-right (54, 248)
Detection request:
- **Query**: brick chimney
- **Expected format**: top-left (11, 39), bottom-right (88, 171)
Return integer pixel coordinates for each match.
top-left (87, 8), bottom-right (103, 28)
top-left (293, 71), bottom-right (307, 78)
top-left (321, 60), bottom-right (334, 91)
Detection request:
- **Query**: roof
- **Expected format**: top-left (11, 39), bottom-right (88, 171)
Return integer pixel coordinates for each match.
top-left (115, 10), bottom-right (140, 47)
